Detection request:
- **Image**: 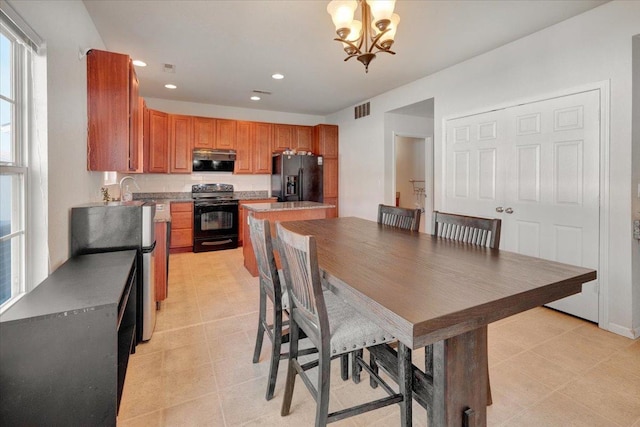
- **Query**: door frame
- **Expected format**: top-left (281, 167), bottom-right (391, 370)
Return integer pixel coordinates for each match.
top-left (440, 80), bottom-right (611, 330)
top-left (391, 132), bottom-right (434, 233)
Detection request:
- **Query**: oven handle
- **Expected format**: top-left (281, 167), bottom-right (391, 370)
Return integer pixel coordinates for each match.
top-left (202, 239), bottom-right (233, 246)
top-left (195, 202), bottom-right (239, 208)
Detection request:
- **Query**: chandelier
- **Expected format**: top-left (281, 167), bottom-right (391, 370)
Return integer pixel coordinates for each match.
top-left (326, 0), bottom-right (400, 73)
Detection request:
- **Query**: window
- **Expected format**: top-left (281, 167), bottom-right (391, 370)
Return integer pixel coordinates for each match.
top-left (0, 5), bottom-right (41, 310)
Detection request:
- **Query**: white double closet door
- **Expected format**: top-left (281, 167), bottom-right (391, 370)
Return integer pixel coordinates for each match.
top-left (444, 90), bottom-right (600, 322)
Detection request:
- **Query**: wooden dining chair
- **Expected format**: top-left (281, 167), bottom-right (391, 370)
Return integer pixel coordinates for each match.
top-left (248, 216), bottom-right (317, 401)
top-left (428, 210), bottom-right (502, 405)
top-left (378, 204), bottom-right (421, 232)
top-left (276, 221), bottom-right (413, 426)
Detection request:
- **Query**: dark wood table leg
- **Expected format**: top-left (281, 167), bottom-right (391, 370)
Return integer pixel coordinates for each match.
top-left (428, 326), bottom-right (488, 427)
top-left (398, 343), bottom-right (413, 427)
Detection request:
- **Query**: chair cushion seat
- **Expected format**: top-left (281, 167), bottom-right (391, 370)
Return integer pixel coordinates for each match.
top-left (323, 290), bottom-right (395, 356)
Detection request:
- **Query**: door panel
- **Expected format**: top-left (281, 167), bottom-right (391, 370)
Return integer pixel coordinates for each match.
top-left (444, 90), bottom-right (600, 322)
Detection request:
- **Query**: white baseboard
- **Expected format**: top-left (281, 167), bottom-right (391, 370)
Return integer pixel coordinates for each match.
top-left (605, 322), bottom-right (639, 339)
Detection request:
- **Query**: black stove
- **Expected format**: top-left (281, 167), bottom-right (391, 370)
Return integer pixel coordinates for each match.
top-left (192, 184), bottom-right (239, 252)
top-left (192, 183), bottom-right (237, 203)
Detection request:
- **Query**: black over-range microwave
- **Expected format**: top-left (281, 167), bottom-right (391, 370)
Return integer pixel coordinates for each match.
top-left (192, 149), bottom-right (236, 173)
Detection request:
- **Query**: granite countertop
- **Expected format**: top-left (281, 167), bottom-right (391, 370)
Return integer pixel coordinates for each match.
top-left (243, 201), bottom-right (336, 212)
top-left (134, 191), bottom-right (275, 222)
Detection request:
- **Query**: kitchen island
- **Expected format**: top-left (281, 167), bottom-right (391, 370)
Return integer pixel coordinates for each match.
top-left (242, 201), bottom-right (335, 276)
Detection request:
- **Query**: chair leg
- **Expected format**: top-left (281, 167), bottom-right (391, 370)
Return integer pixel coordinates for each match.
top-left (369, 352), bottom-right (379, 389)
top-left (315, 346), bottom-right (331, 427)
top-left (281, 320), bottom-right (300, 417)
top-left (340, 354), bottom-right (349, 381)
top-left (266, 299), bottom-right (283, 401)
top-left (351, 349), bottom-right (363, 384)
top-left (252, 288), bottom-right (267, 364)
top-left (398, 343), bottom-right (412, 426)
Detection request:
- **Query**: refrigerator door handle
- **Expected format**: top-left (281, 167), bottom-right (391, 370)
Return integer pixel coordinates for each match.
top-left (298, 168), bottom-right (303, 201)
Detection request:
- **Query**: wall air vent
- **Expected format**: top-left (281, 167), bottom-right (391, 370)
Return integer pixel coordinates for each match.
top-left (354, 102), bottom-right (370, 119)
top-left (163, 63), bottom-right (176, 73)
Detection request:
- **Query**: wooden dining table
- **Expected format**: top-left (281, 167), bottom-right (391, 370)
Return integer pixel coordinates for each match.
top-left (279, 217), bottom-right (597, 427)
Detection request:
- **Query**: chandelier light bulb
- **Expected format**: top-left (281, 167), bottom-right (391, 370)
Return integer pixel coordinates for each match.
top-left (368, 0), bottom-right (396, 23)
top-left (327, 0), bottom-right (357, 31)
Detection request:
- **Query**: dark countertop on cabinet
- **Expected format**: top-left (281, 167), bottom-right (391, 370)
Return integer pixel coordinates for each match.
top-left (0, 250), bottom-right (137, 323)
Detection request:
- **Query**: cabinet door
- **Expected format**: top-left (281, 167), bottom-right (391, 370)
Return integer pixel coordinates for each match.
top-left (323, 157), bottom-right (338, 198)
top-left (272, 124), bottom-right (294, 152)
top-left (128, 63), bottom-right (140, 171)
top-left (169, 114), bottom-right (193, 173)
top-left (295, 126), bottom-right (313, 151)
top-left (215, 119), bottom-right (237, 149)
top-left (193, 117), bottom-right (215, 149)
top-left (170, 202), bottom-right (194, 250)
top-left (314, 124), bottom-right (338, 158)
top-left (234, 121), bottom-right (253, 174)
top-left (145, 109), bottom-right (169, 173)
top-left (254, 122), bottom-right (273, 174)
top-left (86, 49), bottom-right (131, 172)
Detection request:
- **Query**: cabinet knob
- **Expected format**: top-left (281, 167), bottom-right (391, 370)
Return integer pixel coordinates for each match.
top-left (505, 207), bottom-right (514, 214)
top-left (495, 207), bottom-right (504, 213)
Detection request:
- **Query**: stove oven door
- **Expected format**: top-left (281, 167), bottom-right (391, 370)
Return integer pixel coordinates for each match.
top-left (193, 201), bottom-right (239, 252)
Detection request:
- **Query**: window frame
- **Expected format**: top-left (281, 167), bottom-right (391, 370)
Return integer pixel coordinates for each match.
top-left (0, 12), bottom-right (32, 312)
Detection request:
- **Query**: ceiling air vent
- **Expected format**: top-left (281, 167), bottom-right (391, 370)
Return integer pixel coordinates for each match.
top-left (252, 90), bottom-right (272, 95)
top-left (163, 63), bottom-right (176, 73)
top-left (354, 102), bottom-right (370, 119)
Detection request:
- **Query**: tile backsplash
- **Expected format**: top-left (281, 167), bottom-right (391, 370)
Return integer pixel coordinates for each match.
top-left (109, 173), bottom-right (271, 198)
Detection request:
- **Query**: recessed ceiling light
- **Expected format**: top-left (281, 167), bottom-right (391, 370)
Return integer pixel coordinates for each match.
top-left (250, 95), bottom-right (261, 101)
top-left (272, 73), bottom-right (284, 80)
top-left (132, 59), bottom-right (147, 67)
top-left (164, 84), bottom-right (177, 89)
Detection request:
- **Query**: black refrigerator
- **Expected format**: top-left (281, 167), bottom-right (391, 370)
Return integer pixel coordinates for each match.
top-left (271, 153), bottom-right (323, 202)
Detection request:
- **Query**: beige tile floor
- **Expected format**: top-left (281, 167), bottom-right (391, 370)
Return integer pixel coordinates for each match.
top-left (118, 249), bottom-right (640, 427)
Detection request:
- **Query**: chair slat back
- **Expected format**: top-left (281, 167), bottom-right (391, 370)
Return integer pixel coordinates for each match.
top-left (275, 221), bottom-right (328, 345)
top-left (377, 204), bottom-right (421, 232)
top-left (432, 211), bottom-right (502, 249)
top-left (248, 216), bottom-right (281, 302)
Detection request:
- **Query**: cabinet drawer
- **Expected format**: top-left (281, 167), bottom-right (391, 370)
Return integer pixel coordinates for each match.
top-left (170, 229), bottom-right (193, 248)
top-left (171, 212), bottom-right (193, 229)
top-left (170, 202), bottom-right (193, 213)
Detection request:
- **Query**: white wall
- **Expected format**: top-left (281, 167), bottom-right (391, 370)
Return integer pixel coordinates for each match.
top-left (632, 34), bottom-right (640, 335)
top-left (9, 1), bottom-right (106, 272)
top-left (327, 1), bottom-right (639, 337)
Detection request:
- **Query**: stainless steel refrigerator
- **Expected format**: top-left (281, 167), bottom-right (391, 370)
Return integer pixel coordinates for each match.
top-left (70, 201), bottom-right (156, 342)
top-left (271, 153), bottom-right (323, 202)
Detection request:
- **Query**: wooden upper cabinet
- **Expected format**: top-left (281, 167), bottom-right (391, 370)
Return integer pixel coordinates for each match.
top-left (193, 117), bottom-right (215, 149)
top-left (254, 122), bottom-right (273, 174)
top-left (128, 66), bottom-right (141, 171)
top-left (169, 114), bottom-right (193, 173)
top-left (314, 124), bottom-right (339, 158)
top-left (272, 124), bottom-right (294, 152)
top-left (295, 126), bottom-right (313, 151)
top-left (215, 119), bottom-right (236, 149)
top-left (145, 109), bottom-right (169, 173)
top-left (234, 121), bottom-right (252, 174)
top-left (87, 49), bottom-right (139, 172)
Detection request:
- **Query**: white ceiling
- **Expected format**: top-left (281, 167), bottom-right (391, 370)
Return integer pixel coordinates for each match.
top-left (82, 0), bottom-right (608, 116)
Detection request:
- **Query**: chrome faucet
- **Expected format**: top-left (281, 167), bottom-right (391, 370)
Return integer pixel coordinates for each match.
top-left (119, 176), bottom-right (141, 201)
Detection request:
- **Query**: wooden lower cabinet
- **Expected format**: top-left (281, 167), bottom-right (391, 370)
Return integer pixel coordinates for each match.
top-left (238, 198), bottom-right (277, 245)
top-left (170, 202), bottom-right (193, 253)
